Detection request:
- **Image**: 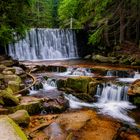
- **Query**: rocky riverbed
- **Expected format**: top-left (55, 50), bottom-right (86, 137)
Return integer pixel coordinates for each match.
top-left (0, 56), bottom-right (140, 140)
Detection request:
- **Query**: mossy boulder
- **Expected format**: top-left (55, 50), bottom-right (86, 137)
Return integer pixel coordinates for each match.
top-left (9, 110), bottom-right (30, 126)
top-left (57, 79), bottom-right (67, 89)
top-left (0, 116), bottom-right (28, 140)
top-left (0, 89), bottom-right (19, 106)
top-left (66, 77), bottom-right (92, 93)
top-left (8, 81), bottom-right (20, 93)
top-left (88, 81), bottom-right (100, 95)
top-left (4, 74), bottom-right (22, 84)
top-left (92, 54), bottom-right (117, 63)
top-left (7, 96), bottom-right (42, 114)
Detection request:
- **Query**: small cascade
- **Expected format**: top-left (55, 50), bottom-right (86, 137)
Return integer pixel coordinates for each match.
top-left (8, 28), bottom-right (78, 60)
top-left (43, 78), bottom-right (57, 90)
top-left (30, 78), bottom-right (57, 95)
top-left (57, 67), bottom-right (93, 76)
top-left (64, 82), bottom-right (135, 124)
top-left (106, 70), bottom-right (133, 77)
top-left (96, 83), bottom-right (128, 102)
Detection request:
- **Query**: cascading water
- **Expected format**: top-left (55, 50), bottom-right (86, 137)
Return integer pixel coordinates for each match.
top-left (65, 83), bottom-right (136, 124)
top-left (8, 28), bottom-right (78, 60)
top-left (57, 67), bottom-right (93, 76)
top-left (30, 78), bottom-right (57, 95)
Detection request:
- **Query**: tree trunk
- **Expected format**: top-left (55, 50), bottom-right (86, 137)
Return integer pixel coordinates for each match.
top-left (104, 20), bottom-right (110, 47)
top-left (119, 7), bottom-right (125, 44)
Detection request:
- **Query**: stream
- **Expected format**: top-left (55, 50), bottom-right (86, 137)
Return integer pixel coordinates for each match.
top-left (26, 60), bottom-right (140, 128)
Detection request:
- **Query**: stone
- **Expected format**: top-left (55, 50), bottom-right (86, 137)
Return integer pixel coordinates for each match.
top-left (0, 116), bottom-right (28, 140)
top-left (7, 96), bottom-right (42, 114)
top-left (92, 54), bottom-right (117, 63)
top-left (13, 66), bottom-right (25, 75)
top-left (9, 110), bottom-right (30, 126)
top-left (57, 79), bottom-right (67, 89)
top-left (8, 81), bottom-right (20, 93)
top-left (0, 60), bottom-right (15, 67)
top-left (4, 74), bottom-right (22, 84)
top-left (0, 89), bottom-right (19, 106)
top-left (66, 77), bottom-right (92, 93)
top-left (84, 55), bottom-right (91, 59)
top-left (128, 80), bottom-right (140, 95)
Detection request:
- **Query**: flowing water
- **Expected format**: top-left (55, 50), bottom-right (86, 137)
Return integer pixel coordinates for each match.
top-left (8, 28), bottom-right (78, 60)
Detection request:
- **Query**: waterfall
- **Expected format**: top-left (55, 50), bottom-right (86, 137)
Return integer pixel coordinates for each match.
top-left (8, 28), bottom-right (78, 60)
top-left (96, 83), bottom-right (128, 102)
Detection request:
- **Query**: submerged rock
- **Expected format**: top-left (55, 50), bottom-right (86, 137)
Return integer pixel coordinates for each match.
top-left (0, 116), bottom-right (28, 140)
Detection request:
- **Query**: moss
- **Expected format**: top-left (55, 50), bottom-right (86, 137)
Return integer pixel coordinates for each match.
top-left (4, 75), bottom-right (22, 84)
top-left (57, 79), bottom-right (67, 89)
top-left (66, 77), bottom-right (92, 93)
top-left (7, 101), bottom-right (42, 115)
top-left (0, 90), bottom-right (19, 106)
top-left (0, 117), bottom-right (28, 140)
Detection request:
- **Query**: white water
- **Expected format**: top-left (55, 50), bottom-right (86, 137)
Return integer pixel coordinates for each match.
top-left (65, 83), bottom-right (136, 124)
top-left (30, 78), bottom-right (57, 95)
top-left (8, 28), bottom-right (78, 60)
top-left (57, 67), bottom-right (93, 77)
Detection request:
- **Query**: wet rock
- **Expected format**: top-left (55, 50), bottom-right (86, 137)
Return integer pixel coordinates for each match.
top-left (0, 116), bottom-right (28, 140)
top-left (71, 92), bottom-right (94, 102)
top-left (7, 96), bottom-right (42, 114)
top-left (43, 122), bottom-right (66, 140)
top-left (9, 110), bottom-right (30, 126)
top-left (0, 65), bottom-right (7, 72)
top-left (33, 81), bottom-right (43, 90)
top-left (88, 81), bottom-right (100, 95)
top-left (0, 89), bottom-right (19, 106)
top-left (57, 79), bottom-right (67, 89)
top-left (43, 95), bottom-right (69, 113)
top-left (66, 77), bottom-right (92, 93)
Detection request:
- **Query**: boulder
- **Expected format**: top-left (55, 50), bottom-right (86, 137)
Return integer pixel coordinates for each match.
top-left (33, 81), bottom-right (43, 90)
top-left (9, 110), bottom-right (30, 126)
top-left (66, 77), bottom-right (92, 93)
top-left (57, 79), bottom-right (67, 89)
top-left (0, 89), bottom-right (19, 106)
top-left (43, 96), bottom-right (68, 113)
top-left (2, 67), bottom-right (16, 74)
top-left (92, 54), bottom-right (117, 63)
top-left (4, 74), bottom-right (22, 84)
top-left (0, 116), bottom-right (28, 140)
top-left (8, 81), bottom-right (20, 93)
top-left (7, 96), bottom-right (42, 114)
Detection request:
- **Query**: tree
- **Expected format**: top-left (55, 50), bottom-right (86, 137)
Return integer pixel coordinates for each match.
top-left (0, 0), bottom-right (33, 48)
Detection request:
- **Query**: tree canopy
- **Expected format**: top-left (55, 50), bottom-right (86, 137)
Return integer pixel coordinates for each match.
top-left (0, 0), bottom-right (139, 49)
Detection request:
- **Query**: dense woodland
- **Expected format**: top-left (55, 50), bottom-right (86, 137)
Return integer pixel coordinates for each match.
top-left (0, 0), bottom-right (140, 50)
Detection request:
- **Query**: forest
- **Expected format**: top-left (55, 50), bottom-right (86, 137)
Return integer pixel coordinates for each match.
top-left (0, 1), bottom-right (140, 140)
top-left (0, 0), bottom-right (140, 50)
